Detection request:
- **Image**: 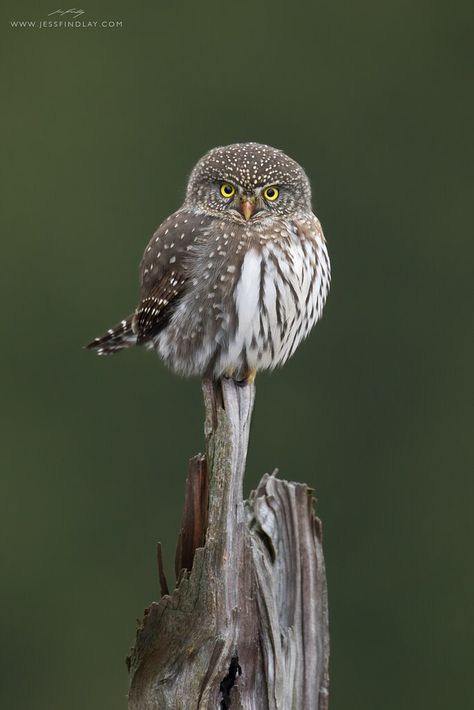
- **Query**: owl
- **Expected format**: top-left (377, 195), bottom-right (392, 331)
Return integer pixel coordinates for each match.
top-left (86, 143), bottom-right (330, 385)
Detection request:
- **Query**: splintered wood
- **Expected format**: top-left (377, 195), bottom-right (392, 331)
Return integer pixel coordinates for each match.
top-left (127, 379), bottom-right (329, 709)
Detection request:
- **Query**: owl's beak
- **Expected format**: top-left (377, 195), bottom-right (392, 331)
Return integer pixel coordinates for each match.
top-left (240, 197), bottom-right (256, 221)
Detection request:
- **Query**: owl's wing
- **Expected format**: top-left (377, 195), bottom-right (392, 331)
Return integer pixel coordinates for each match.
top-left (134, 210), bottom-right (208, 344)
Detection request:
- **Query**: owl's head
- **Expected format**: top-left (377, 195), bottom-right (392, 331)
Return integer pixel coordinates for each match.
top-left (185, 143), bottom-right (312, 222)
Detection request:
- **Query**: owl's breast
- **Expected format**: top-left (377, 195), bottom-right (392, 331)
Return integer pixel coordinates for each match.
top-left (153, 215), bottom-right (330, 377)
top-left (216, 217), bottom-right (330, 375)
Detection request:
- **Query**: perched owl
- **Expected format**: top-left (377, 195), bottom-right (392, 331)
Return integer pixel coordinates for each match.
top-left (86, 143), bottom-right (330, 385)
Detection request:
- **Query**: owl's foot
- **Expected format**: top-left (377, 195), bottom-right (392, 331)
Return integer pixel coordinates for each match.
top-left (222, 367), bottom-right (256, 387)
top-left (234, 368), bottom-right (257, 387)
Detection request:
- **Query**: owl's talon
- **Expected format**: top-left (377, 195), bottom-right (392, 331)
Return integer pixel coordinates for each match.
top-left (234, 369), bottom-right (256, 387)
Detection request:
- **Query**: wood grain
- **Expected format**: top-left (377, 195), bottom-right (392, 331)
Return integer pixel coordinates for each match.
top-left (127, 378), bottom-right (329, 709)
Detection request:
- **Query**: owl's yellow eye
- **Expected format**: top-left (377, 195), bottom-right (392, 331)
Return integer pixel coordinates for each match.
top-left (263, 186), bottom-right (279, 201)
top-left (220, 182), bottom-right (235, 198)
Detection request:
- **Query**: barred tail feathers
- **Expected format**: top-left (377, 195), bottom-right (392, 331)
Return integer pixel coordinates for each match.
top-left (85, 316), bottom-right (137, 355)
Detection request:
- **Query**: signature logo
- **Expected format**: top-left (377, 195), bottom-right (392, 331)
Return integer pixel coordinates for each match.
top-left (48, 8), bottom-right (85, 18)
top-left (10, 7), bottom-right (123, 29)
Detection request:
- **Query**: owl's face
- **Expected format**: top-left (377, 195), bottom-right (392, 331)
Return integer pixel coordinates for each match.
top-left (185, 143), bottom-right (312, 223)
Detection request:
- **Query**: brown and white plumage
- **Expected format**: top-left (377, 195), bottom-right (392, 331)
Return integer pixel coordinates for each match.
top-left (86, 143), bottom-right (330, 383)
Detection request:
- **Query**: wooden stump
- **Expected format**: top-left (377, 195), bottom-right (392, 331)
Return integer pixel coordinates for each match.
top-left (127, 379), bottom-right (329, 709)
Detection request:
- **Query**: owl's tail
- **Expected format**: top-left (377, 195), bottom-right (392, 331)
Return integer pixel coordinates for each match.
top-left (85, 315), bottom-right (137, 355)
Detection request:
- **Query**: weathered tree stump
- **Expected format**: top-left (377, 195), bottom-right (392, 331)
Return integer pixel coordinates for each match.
top-left (127, 378), bottom-right (329, 709)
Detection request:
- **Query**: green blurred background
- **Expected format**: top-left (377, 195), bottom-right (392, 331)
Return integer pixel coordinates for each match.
top-left (1, 1), bottom-right (473, 708)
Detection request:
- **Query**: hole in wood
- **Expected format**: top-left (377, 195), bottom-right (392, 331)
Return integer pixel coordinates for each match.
top-left (219, 655), bottom-right (242, 709)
